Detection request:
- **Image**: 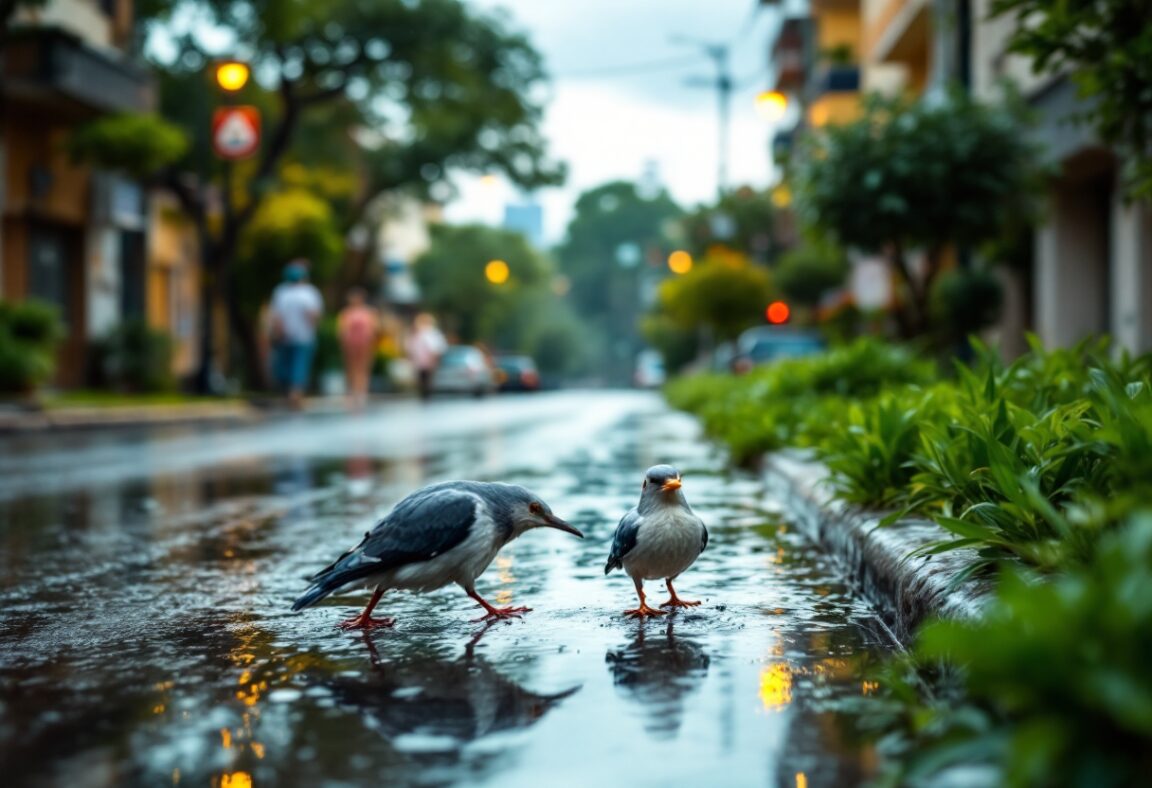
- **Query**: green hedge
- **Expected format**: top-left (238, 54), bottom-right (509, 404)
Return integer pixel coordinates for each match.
top-left (666, 335), bottom-right (1152, 785)
top-left (0, 300), bottom-right (63, 395)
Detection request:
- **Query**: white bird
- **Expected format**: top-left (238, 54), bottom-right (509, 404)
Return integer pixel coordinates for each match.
top-left (604, 465), bottom-right (708, 618)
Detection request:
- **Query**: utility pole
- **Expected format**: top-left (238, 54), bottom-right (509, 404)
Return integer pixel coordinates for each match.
top-left (678, 39), bottom-right (734, 197)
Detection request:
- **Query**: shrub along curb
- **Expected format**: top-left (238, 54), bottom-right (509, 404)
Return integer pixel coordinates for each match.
top-left (766, 449), bottom-right (994, 645)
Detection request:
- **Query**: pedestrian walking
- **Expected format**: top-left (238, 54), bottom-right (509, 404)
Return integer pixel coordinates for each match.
top-left (337, 287), bottom-right (381, 411)
top-left (269, 260), bottom-right (323, 410)
top-left (405, 312), bottom-right (447, 400)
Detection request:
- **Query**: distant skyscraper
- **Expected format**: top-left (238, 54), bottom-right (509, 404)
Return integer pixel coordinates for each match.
top-left (502, 201), bottom-right (544, 248)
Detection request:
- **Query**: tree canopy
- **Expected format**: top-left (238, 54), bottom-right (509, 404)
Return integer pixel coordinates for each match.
top-left (990, 0), bottom-right (1152, 199)
top-left (72, 0), bottom-right (564, 389)
top-left (657, 250), bottom-right (774, 342)
top-left (793, 92), bottom-right (1042, 336)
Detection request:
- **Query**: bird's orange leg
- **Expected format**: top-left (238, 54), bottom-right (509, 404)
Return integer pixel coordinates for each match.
top-left (466, 588), bottom-right (532, 622)
top-left (624, 577), bottom-right (667, 618)
top-left (660, 578), bottom-right (701, 608)
top-left (338, 586), bottom-right (396, 630)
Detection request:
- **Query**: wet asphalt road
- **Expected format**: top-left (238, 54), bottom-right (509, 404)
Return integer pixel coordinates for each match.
top-left (0, 391), bottom-right (895, 787)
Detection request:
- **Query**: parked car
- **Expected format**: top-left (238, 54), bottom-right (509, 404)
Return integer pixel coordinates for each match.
top-left (431, 345), bottom-right (497, 397)
top-left (493, 353), bottom-right (541, 392)
top-left (633, 350), bottom-right (667, 388)
top-left (731, 327), bottom-right (825, 373)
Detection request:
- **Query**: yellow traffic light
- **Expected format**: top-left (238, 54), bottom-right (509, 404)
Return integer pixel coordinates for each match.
top-left (667, 250), bottom-right (693, 275)
top-left (485, 259), bottom-right (510, 284)
top-left (215, 61), bottom-right (250, 92)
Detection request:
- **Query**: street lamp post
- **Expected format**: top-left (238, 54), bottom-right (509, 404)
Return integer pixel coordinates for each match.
top-left (194, 60), bottom-right (257, 394)
top-left (677, 38), bottom-right (734, 198)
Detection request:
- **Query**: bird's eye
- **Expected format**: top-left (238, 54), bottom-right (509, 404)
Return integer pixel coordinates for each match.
top-left (529, 502), bottom-right (543, 515)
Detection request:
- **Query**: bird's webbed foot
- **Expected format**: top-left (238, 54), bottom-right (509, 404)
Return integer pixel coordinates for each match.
top-left (623, 603), bottom-right (667, 618)
top-left (338, 614), bottom-right (396, 631)
top-left (660, 597), bottom-right (701, 608)
top-left (472, 605), bottom-right (532, 622)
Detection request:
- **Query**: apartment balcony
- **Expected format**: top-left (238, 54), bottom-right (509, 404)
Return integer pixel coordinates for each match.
top-left (770, 16), bottom-right (811, 93)
top-left (2, 27), bottom-right (153, 116)
top-left (811, 63), bottom-right (860, 95)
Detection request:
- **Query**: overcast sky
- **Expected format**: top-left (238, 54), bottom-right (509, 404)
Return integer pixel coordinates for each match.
top-left (446, 0), bottom-right (785, 244)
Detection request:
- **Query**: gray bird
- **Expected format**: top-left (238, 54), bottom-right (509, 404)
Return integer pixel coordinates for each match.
top-left (293, 481), bottom-right (582, 629)
top-left (605, 465), bottom-right (708, 618)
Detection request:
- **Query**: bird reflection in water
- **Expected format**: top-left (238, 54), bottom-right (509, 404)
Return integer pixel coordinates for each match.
top-left (326, 627), bottom-right (581, 748)
top-left (605, 619), bottom-right (711, 740)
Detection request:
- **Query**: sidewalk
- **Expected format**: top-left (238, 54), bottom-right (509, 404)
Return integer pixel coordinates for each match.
top-left (0, 399), bottom-right (261, 434)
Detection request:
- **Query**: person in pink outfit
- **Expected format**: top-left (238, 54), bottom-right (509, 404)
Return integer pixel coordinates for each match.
top-left (337, 288), bottom-right (381, 410)
top-left (405, 312), bottom-right (447, 400)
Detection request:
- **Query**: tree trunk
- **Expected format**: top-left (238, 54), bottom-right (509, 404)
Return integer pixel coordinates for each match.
top-left (889, 243), bottom-right (923, 339)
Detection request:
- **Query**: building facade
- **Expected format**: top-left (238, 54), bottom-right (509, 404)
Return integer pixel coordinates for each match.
top-left (1, 0), bottom-right (200, 386)
top-left (764, 0), bottom-right (1152, 356)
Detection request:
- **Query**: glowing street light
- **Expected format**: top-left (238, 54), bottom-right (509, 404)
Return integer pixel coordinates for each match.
top-left (755, 90), bottom-right (788, 122)
top-left (215, 61), bottom-right (250, 92)
top-left (485, 259), bottom-right (510, 284)
top-left (668, 250), bottom-right (693, 275)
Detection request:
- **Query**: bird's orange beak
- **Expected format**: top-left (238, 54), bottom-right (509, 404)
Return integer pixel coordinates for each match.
top-left (544, 513), bottom-right (583, 538)
top-left (662, 478), bottom-right (682, 492)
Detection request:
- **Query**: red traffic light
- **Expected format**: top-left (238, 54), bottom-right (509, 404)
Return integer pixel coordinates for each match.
top-left (766, 301), bottom-right (790, 324)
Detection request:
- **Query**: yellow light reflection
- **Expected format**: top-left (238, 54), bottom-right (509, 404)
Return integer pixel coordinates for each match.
top-left (796, 772), bottom-right (808, 788)
top-left (215, 62), bottom-right (250, 92)
top-left (220, 773), bottom-right (252, 788)
top-left (758, 662), bottom-right (793, 711)
top-left (862, 680), bottom-right (879, 695)
top-left (485, 259), bottom-right (510, 284)
top-left (220, 728), bottom-right (232, 750)
top-left (250, 742), bottom-right (265, 759)
top-left (667, 250), bottom-right (692, 275)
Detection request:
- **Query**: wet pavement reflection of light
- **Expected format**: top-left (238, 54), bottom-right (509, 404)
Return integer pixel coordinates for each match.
top-left (0, 391), bottom-right (894, 787)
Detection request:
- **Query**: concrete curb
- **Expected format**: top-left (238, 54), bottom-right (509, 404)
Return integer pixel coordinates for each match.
top-left (765, 450), bottom-right (994, 645)
top-left (0, 402), bottom-right (261, 434)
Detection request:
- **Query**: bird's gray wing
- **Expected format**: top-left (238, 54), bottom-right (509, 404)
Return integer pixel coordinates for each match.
top-left (361, 489), bottom-right (480, 568)
top-left (604, 508), bottom-right (642, 575)
top-left (294, 490), bottom-right (478, 610)
top-left (700, 518), bottom-right (709, 553)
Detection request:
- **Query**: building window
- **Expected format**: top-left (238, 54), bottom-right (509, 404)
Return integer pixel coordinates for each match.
top-left (119, 230), bottom-right (147, 321)
top-left (28, 224), bottom-right (72, 326)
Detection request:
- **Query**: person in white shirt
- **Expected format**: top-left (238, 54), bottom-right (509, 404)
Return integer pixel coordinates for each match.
top-left (270, 260), bottom-right (324, 409)
top-left (405, 312), bottom-right (447, 400)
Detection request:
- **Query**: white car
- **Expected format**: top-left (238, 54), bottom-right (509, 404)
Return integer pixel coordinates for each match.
top-left (431, 346), bottom-right (497, 397)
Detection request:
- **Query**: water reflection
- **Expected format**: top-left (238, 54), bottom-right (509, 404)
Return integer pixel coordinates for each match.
top-left (324, 631), bottom-right (581, 751)
top-left (605, 620), bottom-right (710, 740)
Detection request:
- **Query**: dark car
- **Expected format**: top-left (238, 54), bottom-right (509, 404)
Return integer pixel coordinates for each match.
top-left (731, 327), bottom-right (825, 373)
top-left (493, 354), bottom-right (541, 392)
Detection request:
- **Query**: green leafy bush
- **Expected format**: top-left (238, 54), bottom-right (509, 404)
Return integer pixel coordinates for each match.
top-left (93, 320), bottom-right (176, 393)
top-left (665, 337), bottom-right (935, 463)
top-left (868, 512), bottom-right (1152, 787)
top-left (0, 299), bottom-right (63, 395)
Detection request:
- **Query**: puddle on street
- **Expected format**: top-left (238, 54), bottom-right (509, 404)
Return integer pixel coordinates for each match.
top-left (0, 394), bottom-right (894, 787)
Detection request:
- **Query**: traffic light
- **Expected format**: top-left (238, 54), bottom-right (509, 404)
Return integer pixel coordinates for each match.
top-left (766, 301), bottom-right (790, 324)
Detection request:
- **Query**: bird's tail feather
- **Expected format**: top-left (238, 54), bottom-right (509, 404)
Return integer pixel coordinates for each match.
top-left (292, 558), bottom-right (381, 612)
top-left (604, 556), bottom-right (621, 575)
